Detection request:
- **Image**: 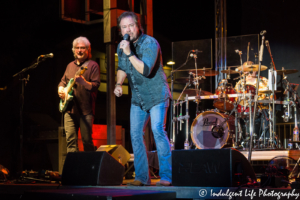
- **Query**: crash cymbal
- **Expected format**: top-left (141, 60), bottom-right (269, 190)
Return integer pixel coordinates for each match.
top-left (237, 64), bottom-right (267, 72)
top-left (189, 69), bottom-right (219, 76)
top-left (174, 77), bottom-right (204, 84)
top-left (221, 69), bottom-right (239, 74)
top-left (258, 90), bottom-right (281, 94)
top-left (183, 89), bottom-right (213, 96)
top-left (277, 69), bottom-right (298, 75)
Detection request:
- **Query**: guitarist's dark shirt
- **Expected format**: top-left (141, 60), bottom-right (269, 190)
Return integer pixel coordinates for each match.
top-left (58, 60), bottom-right (100, 115)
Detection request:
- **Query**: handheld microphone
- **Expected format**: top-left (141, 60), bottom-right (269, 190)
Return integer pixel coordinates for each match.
top-left (123, 34), bottom-right (130, 41)
top-left (41, 53), bottom-right (54, 58)
top-left (120, 34), bottom-right (130, 56)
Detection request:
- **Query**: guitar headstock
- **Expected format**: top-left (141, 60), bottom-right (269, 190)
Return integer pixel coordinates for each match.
top-left (75, 66), bottom-right (88, 76)
top-left (80, 66), bottom-right (88, 75)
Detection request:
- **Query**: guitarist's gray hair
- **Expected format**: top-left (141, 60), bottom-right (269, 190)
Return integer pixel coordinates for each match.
top-left (72, 36), bottom-right (92, 59)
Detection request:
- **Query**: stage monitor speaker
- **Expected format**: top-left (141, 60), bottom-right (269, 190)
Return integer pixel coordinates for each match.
top-left (97, 145), bottom-right (130, 166)
top-left (172, 148), bottom-right (256, 187)
top-left (61, 152), bottom-right (124, 186)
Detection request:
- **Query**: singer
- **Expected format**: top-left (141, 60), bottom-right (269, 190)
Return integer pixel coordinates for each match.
top-left (114, 12), bottom-right (172, 186)
top-left (58, 36), bottom-right (100, 152)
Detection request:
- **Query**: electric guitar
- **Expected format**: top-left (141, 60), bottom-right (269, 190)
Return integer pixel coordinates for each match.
top-left (59, 66), bottom-right (88, 113)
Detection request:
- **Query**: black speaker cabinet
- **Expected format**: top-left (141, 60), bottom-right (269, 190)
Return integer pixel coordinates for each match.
top-left (62, 151), bottom-right (124, 186)
top-left (172, 148), bottom-right (256, 187)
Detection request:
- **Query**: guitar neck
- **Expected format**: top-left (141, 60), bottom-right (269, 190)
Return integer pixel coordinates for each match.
top-left (65, 66), bottom-right (88, 93)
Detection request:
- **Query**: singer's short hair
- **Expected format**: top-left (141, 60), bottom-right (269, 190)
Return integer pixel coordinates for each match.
top-left (117, 11), bottom-right (144, 34)
top-left (72, 36), bottom-right (92, 60)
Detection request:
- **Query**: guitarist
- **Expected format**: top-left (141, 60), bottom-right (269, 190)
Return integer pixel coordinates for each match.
top-left (58, 36), bottom-right (100, 152)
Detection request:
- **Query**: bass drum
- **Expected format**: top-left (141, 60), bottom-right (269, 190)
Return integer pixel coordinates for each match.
top-left (191, 111), bottom-right (235, 149)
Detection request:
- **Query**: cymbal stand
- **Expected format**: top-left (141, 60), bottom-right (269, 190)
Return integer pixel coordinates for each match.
top-left (173, 95), bottom-right (190, 149)
top-left (191, 52), bottom-right (203, 115)
top-left (249, 30), bottom-right (266, 162)
top-left (288, 102), bottom-right (299, 179)
top-left (282, 72), bottom-right (300, 113)
top-left (168, 50), bottom-right (194, 150)
top-left (171, 100), bottom-right (176, 150)
top-left (192, 74), bottom-right (204, 116)
top-left (236, 50), bottom-right (247, 112)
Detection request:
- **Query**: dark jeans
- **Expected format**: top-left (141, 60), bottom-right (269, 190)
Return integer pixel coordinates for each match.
top-left (64, 113), bottom-right (94, 152)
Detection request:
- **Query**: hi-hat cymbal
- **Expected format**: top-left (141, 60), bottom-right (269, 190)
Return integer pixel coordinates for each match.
top-left (183, 89), bottom-right (213, 96)
top-left (277, 69), bottom-right (298, 75)
top-left (189, 69), bottom-right (219, 76)
top-left (221, 69), bottom-right (239, 74)
top-left (258, 90), bottom-right (281, 94)
top-left (174, 77), bottom-right (204, 84)
top-left (237, 64), bottom-right (267, 72)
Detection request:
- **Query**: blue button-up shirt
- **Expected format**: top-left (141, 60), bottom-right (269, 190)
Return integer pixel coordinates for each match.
top-left (117, 33), bottom-right (171, 111)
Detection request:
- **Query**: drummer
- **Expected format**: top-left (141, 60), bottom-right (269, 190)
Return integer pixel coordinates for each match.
top-left (234, 61), bottom-right (270, 147)
top-left (234, 61), bottom-right (269, 96)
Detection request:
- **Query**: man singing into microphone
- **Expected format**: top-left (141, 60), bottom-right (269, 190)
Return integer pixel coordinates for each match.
top-left (58, 36), bottom-right (100, 152)
top-left (114, 11), bottom-right (172, 186)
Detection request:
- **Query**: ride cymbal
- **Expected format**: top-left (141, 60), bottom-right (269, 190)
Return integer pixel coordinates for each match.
top-left (277, 69), bottom-right (298, 75)
top-left (221, 69), bottom-right (239, 74)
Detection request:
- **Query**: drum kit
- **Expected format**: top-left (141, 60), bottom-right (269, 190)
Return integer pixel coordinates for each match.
top-left (170, 55), bottom-right (299, 154)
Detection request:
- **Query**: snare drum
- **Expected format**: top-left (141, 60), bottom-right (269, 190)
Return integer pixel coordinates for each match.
top-left (191, 111), bottom-right (235, 149)
top-left (213, 85), bottom-right (237, 111)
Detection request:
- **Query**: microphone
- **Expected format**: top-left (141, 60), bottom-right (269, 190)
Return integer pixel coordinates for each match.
top-left (123, 34), bottom-right (130, 41)
top-left (120, 34), bottom-right (130, 56)
top-left (260, 30), bottom-right (267, 36)
top-left (41, 53), bottom-right (54, 58)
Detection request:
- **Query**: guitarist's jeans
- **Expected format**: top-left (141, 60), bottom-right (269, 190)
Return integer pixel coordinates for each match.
top-left (64, 113), bottom-right (95, 152)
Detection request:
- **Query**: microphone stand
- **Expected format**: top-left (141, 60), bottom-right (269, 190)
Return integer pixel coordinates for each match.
top-left (12, 56), bottom-right (48, 173)
top-left (191, 53), bottom-right (202, 115)
top-left (248, 31), bottom-right (266, 162)
top-left (265, 41), bottom-right (277, 147)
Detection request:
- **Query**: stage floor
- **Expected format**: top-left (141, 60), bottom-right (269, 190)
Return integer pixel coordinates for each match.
top-left (1, 181), bottom-right (300, 200)
top-left (2, 149), bottom-right (300, 199)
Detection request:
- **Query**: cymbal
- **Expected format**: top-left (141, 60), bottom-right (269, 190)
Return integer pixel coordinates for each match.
top-left (189, 69), bottom-right (219, 76)
top-left (183, 89), bottom-right (213, 96)
top-left (277, 69), bottom-right (298, 75)
top-left (258, 90), bottom-right (281, 94)
top-left (174, 77), bottom-right (204, 84)
top-left (221, 69), bottom-right (239, 74)
top-left (237, 64), bottom-right (267, 72)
